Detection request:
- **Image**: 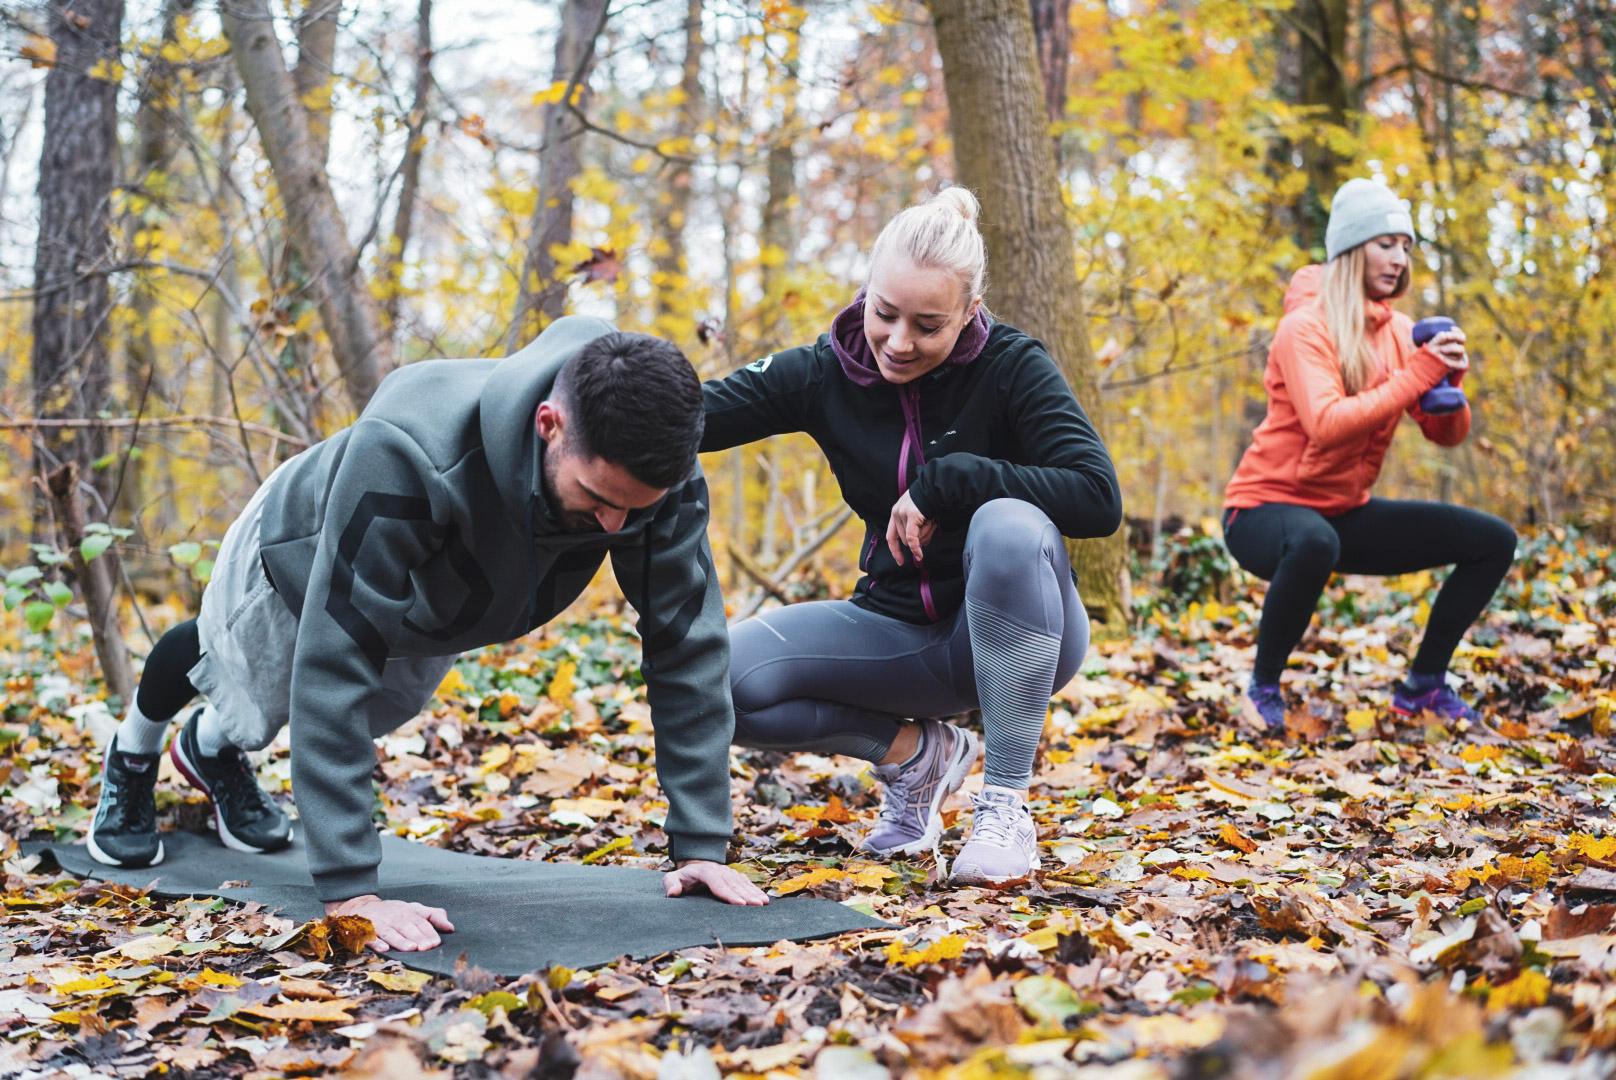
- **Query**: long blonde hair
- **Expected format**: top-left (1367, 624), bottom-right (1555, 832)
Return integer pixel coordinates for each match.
top-left (868, 187), bottom-right (988, 307)
top-left (1316, 244), bottom-right (1408, 394)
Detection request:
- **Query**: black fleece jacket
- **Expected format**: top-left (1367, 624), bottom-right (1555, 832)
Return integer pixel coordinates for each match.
top-left (701, 321), bottom-right (1122, 625)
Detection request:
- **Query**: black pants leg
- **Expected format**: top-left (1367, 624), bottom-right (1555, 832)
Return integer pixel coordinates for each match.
top-left (135, 619), bottom-right (201, 721)
top-left (1223, 504), bottom-right (1341, 685)
top-left (1223, 499), bottom-right (1516, 684)
top-left (1327, 499), bottom-right (1516, 674)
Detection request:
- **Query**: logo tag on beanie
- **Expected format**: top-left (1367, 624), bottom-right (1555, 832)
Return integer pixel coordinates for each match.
top-left (747, 355), bottom-right (774, 373)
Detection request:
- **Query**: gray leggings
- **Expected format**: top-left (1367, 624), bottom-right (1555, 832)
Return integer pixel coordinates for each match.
top-left (728, 499), bottom-right (1088, 788)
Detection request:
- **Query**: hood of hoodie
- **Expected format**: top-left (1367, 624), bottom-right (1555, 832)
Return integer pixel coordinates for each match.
top-left (1284, 263), bottom-right (1395, 331)
top-left (829, 289), bottom-right (992, 388)
top-left (479, 315), bottom-right (619, 527)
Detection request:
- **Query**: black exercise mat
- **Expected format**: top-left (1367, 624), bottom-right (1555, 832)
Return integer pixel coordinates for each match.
top-left (33, 832), bottom-right (889, 976)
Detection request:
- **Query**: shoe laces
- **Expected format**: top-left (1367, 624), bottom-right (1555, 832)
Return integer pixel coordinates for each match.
top-left (874, 766), bottom-right (914, 825)
top-left (210, 749), bottom-right (277, 821)
top-left (970, 794), bottom-right (1028, 847)
top-left (105, 753), bottom-right (157, 831)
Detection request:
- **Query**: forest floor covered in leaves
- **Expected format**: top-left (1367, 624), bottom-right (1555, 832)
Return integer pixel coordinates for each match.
top-left (4, 528), bottom-right (1616, 1078)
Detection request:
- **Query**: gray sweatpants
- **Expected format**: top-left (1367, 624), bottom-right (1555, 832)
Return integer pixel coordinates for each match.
top-left (728, 499), bottom-right (1088, 788)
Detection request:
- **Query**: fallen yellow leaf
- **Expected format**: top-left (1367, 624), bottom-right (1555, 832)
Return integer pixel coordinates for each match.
top-left (239, 998), bottom-right (357, 1023)
top-left (368, 969), bottom-right (433, 993)
top-left (117, 934), bottom-right (180, 961)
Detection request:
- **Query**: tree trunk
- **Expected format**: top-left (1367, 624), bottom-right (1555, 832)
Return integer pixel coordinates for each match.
top-left (926, 0), bottom-right (1129, 629)
top-left (31, 0), bottom-right (124, 523)
top-left (1285, 0), bottom-right (1354, 246)
top-left (221, 0), bottom-right (391, 413)
top-left (293, 0), bottom-right (340, 164)
top-left (381, 0), bottom-right (433, 341)
top-left (758, 24), bottom-right (800, 344)
top-left (121, 0), bottom-right (192, 541)
top-left (272, 0), bottom-right (341, 431)
top-left (46, 464), bottom-right (135, 704)
top-left (508, 0), bottom-right (610, 350)
top-left (650, 0), bottom-right (702, 345)
top-left (1027, 0), bottom-right (1070, 164)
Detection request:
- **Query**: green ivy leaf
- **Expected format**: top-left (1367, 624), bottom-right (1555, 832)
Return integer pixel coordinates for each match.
top-left (192, 559), bottom-right (215, 585)
top-left (81, 534), bottom-right (113, 562)
top-left (4, 585), bottom-right (25, 611)
top-left (6, 566), bottom-right (43, 587)
top-left (24, 601), bottom-right (56, 632)
top-left (45, 581), bottom-right (74, 608)
top-left (169, 542), bottom-right (202, 567)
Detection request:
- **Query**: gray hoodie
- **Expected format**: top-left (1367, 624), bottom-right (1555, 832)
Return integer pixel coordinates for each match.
top-left (256, 317), bottom-right (734, 900)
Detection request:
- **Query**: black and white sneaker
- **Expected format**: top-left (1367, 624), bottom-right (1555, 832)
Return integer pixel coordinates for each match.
top-left (87, 740), bottom-right (164, 867)
top-left (169, 706), bottom-right (293, 853)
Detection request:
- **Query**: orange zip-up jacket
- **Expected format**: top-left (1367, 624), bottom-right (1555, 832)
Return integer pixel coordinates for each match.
top-left (1224, 265), bottom-right (1470, 515)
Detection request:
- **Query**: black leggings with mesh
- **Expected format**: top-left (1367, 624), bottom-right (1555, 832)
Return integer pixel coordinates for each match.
top-left (1222, 498), bottom-right (1516, 685)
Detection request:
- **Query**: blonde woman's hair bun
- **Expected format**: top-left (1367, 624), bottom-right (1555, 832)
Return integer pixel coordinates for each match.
top-left (930, 186), bottom-right (980, 224)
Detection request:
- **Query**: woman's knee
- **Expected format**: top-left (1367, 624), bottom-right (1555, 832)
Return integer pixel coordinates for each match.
top-left (965, 500), bottom-right (1065, 585)
top-left (1282, 523), bottom-right (1341, 575)
top-left (1476, 513), bottom-right (1518, 565)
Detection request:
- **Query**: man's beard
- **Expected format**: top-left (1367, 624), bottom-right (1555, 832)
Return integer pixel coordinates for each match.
top-left (540, 446), bottom-right (605, 534)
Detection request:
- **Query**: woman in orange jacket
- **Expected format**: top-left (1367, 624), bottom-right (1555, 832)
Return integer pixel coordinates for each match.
top-left (1222, 178), bottom-right (1516, 734)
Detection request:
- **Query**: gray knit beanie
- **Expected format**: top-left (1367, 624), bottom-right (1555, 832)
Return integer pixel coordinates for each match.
top-left (1325, 178), bottom-right (1415, 260)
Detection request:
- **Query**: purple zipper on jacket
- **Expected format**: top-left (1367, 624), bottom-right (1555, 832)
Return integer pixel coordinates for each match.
top-left (897, 382), bottom-right (939, 622)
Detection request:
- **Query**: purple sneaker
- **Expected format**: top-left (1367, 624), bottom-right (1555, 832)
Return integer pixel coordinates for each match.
top-left (951, 786), bottom-right (1040, 884)
top-left (861, 719), bottom-right (981, 856)
top-left (1242, 681), bottom-right (1287, 736)
top-left (1392, 677), bottom-right (1478, 722)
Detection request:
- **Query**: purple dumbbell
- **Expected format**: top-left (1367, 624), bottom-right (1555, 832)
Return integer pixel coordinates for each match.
top-left (1411, 316), bottom-right (1467, 415)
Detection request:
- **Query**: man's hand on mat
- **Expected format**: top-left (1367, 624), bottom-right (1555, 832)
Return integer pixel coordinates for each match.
top-left (664, 861), bottom-right (770, 906)
top-left (325, 895), bottom-right (455, 952)
top-left (886, 490), bottom-right (935, 567)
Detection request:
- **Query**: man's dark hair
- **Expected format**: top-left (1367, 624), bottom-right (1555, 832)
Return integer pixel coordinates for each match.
top-left (552, 332), bottom-right (704, 489)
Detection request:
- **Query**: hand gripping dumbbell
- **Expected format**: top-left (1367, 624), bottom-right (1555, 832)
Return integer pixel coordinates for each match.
top-left (1411, 316), bottom-right (1467, 415)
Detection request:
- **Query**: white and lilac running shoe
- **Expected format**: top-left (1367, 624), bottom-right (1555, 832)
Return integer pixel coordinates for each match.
top-left (950, 786), bottom-right (1040, 884)
top-left (860, 718), bottom-right (981, 856)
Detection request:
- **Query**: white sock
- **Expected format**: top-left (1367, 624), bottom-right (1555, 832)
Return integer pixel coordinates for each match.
top-left (113, 699), bottom-right (169, 757)
top-left (193, 704), bottom-right (231, 758)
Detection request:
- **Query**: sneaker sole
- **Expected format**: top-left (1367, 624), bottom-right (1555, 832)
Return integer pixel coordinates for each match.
top-left (86, 831), bottom-right (165, 868)
top-left (87, 742), bottom-right (165, 868)
top-left (861, 725), bottom-right (983, 857)
top-left (950, 850), bottom-right (1042, 886)
top-left (170, 730), bottom-right (294, 855)
top-left (1389, 702), bottom-right (1476, 722)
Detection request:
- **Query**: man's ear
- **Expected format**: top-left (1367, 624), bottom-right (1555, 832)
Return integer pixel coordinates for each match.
top-left (535, 400), bottom-right (565, 444)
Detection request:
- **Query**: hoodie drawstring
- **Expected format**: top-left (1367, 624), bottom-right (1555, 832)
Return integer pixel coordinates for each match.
top-left (897, 382), bottom-right (939, 623)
